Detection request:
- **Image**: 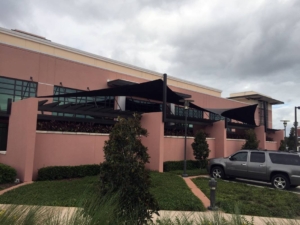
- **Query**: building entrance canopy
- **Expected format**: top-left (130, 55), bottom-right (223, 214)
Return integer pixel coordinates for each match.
top-left (38, 79), bottom-right (257, 126)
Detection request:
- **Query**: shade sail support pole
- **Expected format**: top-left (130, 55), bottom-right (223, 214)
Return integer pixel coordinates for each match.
top-left (163, 73), bottom-right (167, 123)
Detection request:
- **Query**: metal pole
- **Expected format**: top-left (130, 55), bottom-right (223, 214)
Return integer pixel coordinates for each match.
top-left (162, 74), bottom-right (167, 123)
top-left (284, 125), bottom-right (286, 140)
top-left (182, 107), bottom-right (188, 177)
top-left (295, 107), bottom-right (298, 151)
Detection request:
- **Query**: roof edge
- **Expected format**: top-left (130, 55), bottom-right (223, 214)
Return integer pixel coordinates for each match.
top-left (0, 26), bottom-right (222, 93)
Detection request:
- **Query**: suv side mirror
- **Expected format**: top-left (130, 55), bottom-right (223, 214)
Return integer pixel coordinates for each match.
top-left (229, 156), bottom-right (236, 161)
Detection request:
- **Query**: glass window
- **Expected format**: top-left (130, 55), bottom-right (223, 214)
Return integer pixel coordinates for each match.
top-left (209, 113), bottom-right (226, 121)
top-left (0, 76), bottom-right (37, 113)
top-left (250, 152), bottom-right (265, 163)
top-left (0, 77), bottom-right (15, 84)
top-left (269, 153), bottom-right (300, 166)
top-left (231, 152), bottom-right (248, 161)
top-left (53, 86), bottom-right (114, 118)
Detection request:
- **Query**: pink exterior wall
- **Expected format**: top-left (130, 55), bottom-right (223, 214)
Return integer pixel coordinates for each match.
top-left (226, 139), bottom-right (245, 156)
top-left (0, 44), bottom-right (148, 92)
top-left (141, 112), bottom-right (164, 172)
top-left (265, 141), bottom-right (278, 150)
top-left (163, 137), bottom-right (215, 161)
top-left (205, 121), bottom-right (226, 157)
top-left (0, 43), bottom-right (250, 112)
top-left (0, 98), bottom-right (38, 182)
top-left (255, 126), bottom-right (266, 149)
top-left (267, 130), bottom-right (283, 150)
top-left (33, 132), bottom-right (108, 179)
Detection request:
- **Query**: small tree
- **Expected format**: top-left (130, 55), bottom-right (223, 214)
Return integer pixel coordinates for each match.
top-left (287, 127), bottom-right (296, 150)
top-left (99, 114), bottom-right (159, 224)
top-left (278, 140), bottom-right (287, 151)
top-left (241, 129), bottom-right (260, 149)
top-left (192, 130), bottom-right (210, 169)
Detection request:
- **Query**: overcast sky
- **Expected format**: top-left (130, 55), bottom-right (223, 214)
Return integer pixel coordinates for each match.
top-left (0, 0), bottom-right (299, 132)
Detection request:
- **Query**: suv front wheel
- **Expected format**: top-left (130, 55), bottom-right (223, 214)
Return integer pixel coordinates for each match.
top-left (211, 166), bottom-right (225, 179)
top-left (271, 174), bottom-right (290, 190)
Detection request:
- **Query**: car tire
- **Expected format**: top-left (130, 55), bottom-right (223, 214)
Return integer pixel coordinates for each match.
top-left (271, 174), bottom-right (290, 190)
top-left (211, 166), bottom-right (225, 179)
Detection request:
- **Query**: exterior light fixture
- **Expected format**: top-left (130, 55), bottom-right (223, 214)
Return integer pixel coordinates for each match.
top-left (280, 119), bottom-right (290, 140)
top-left (179, 99), bottom-right (194, 177)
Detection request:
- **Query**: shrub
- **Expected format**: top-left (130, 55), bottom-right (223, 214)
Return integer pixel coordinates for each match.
top-left (163, 160), bottom-right (207, 172)
top-left (192, 130), bottom-right (210, 169)
top-left (37, 164), bottom-right (100, 181)
top-left (241, 129), bottom-right (259, 149)
top-left (0, 163), bottom-right (17, 184)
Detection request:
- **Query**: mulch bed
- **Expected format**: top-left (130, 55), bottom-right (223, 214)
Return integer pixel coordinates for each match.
top-left (0, 183), bottom-right (18, 192)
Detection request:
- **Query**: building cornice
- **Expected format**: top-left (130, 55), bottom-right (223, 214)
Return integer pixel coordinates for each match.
top-left (0, 27), bottom-right (222, 94)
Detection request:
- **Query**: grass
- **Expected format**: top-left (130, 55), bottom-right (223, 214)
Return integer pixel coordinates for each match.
top-left (0, 172), bottom-right (206, 211)
top-left (192, 177), bottom-right (300, 218)
top-left (150, 172), bottom-right (206, 211)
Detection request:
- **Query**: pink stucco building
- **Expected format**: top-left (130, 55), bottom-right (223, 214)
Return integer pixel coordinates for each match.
top-left (0, 27), bottom-right (284, 182)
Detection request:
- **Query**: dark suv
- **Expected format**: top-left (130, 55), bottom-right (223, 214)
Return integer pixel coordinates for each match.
top-left (208, 150), bottom-right (300, 190)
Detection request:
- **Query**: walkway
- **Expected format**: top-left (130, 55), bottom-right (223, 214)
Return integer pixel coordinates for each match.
top-left (0, 182), bottom-right (33, 195)
top-left (182, 175), bottom-right (210, 208)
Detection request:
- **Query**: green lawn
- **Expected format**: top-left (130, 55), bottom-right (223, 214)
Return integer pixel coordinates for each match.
top-left (0, 172), bottom-right (206, 211)
top-left (192, 177), bottom-right (300, 218)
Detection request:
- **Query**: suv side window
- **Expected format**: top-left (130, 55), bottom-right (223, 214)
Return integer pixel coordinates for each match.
top-left (231, 152), bottom-right (248, 161)
top-left (269, 153), bottom-right (300, 166)
top-left (250, 152), bottom-right (265, 163)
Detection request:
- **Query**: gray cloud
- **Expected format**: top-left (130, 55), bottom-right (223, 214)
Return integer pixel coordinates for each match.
top-left (0, 0), bottom-right (299, 130)
top-left (0, 0), bottom-right (33, 28)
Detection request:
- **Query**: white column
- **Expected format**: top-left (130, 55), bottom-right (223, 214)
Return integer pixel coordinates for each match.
top-left (117, 96), bottom-right (126, 111)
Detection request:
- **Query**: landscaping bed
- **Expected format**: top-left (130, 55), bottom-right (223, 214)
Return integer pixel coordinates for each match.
top-left (166, 169), bottom-right (208, 177)
top-left (192, 177), bottom-right (300, 218)
top-left (0, 183), bottom-right (17, 191)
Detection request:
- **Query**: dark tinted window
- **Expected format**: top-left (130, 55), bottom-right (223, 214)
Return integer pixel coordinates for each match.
top-left (0, 76), bottom-right (37, 112)
top-left (250, 152), bottom-right (265, 163)
top-left (231, 152), bottom-right (248, 161)
top-left (53, 86), bottom-right (114, 118)
top-left (269, 153), bottom-right (300, 166)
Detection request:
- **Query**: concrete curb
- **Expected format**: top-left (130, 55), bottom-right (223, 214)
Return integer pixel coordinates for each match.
top-left (0, 182), bottom-right (33, 195)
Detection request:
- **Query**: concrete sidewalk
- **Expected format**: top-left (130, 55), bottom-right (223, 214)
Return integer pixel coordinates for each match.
top-left (1, 204), bottom-right (299, 225)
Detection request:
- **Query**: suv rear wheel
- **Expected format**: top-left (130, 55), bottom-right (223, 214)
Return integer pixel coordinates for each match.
top-left (272, 174), bottom-right (290, 190)
top-left (211, 166), bottom-right (224, 179)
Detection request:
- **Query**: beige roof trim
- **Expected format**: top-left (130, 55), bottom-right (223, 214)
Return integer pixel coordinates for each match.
top-left (228, 91), bottom-right (284, 105)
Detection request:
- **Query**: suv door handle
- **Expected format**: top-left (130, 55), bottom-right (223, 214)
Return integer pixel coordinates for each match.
top-left (259, 164), bottom-right (265, 167)
top-left (241, 163), bottom-right (247, 166)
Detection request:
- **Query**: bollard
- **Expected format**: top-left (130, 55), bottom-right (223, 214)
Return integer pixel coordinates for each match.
top-left (208, 178), bottom-right (218, 210)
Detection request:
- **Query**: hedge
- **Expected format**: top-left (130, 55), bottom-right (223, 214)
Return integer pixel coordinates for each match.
top-left (163, 160), bottom-right (208, 172)
top-left (37, 164), bottom-right (100, 181)
top-left (0, 163), bottom-right (17, 184)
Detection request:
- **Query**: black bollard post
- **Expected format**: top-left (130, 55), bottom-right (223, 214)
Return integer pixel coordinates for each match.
top-left (208, 178), bottom-right (218, 210)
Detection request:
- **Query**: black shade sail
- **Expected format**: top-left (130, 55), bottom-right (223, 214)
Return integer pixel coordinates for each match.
top-left (38, 79), bottom-right (257, 126)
